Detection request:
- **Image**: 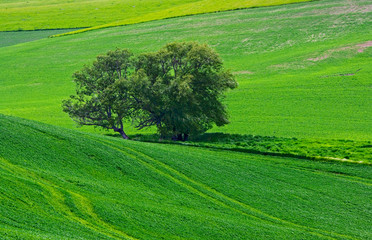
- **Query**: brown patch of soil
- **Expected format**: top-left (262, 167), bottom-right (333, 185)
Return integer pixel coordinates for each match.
top-left (308, 41), bottom-right (372, 62)
top-left (328, 5), bottom-right (372, 15)
top-left (308, 55), bottom-right (330, 62)
top-left (356, 41), bottom-right (372, 53)
top-left (287, 3), bottom-right (372, 18)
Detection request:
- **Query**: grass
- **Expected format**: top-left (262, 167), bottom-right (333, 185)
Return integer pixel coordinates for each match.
top-left (0, 114), bottom-right (371, 239)
top-left (0, 0), bottom-right (370, 140)
top-left (1, 0), bottom-right (370, 238)
top-left (0, 0), bottom-right (311, 32)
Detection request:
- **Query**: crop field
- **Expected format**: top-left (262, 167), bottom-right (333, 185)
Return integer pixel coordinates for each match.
top-left (0, 0), bottom-right (371, 139)
top-left (0, 0), bottom-right (311, 31)
top-left (0, 114), bottom-right (371, 239)
top-left (1, 0), bottom-right (371, 238)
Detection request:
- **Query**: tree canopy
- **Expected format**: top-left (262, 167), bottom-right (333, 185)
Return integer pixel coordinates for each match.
top-left (62, 42), bottom-right (237, 140)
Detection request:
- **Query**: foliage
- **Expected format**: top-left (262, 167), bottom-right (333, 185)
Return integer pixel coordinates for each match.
top-left (133, 42), bottom-right (237, 139)
top-left (62, 49), bottom-right (135, 139)
top-left (1, 114), bottom-right (371, 239)
top-left (63, 42), bottom-right (236, 139)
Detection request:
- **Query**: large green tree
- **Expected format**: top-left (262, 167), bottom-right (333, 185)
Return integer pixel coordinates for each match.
top-left (133, 42), bottom-right (237, 140)
top-left (62, 49), bottom-right (135, 139)
top-left (63, 42), bottom-right (237, 140)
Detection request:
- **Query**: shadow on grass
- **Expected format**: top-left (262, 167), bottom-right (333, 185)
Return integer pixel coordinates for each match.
top-left (104, 132), bottom-right (372, 164)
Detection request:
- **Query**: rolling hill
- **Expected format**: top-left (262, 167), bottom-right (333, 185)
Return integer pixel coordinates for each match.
top-left (0, 0), bottom-right (371, 238)
top-left (0, 0), bottom-right (371, 139)
top-left (0, 114), bottom-right (371, 239)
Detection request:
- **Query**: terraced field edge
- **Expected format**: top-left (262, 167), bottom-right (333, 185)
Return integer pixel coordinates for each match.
top-left (50, 0), bottom-right (313, 38)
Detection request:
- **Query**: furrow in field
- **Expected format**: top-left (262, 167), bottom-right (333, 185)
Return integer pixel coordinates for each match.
top-left (67, 190), bottom-right (138, 240)
top-left (0, 157), bottom-right (137, 240)
top-left (98, 141), bottom-right (267, 219)
top-left (239, 162), bottom-right (370, 217)
top-left (188, 144), bottom-right (372, 185)
top-left (122, 144), bottom-right (359, 240)
top-left (99, 138), bottom-right (357, 240)
top-left (254, 158), bottom-right (372, 187)
top-left (288, 165), bottom-right (372, 186)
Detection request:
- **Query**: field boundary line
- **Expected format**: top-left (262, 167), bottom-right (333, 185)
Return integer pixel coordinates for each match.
top-left (50, 0), bottom-right (314, 38)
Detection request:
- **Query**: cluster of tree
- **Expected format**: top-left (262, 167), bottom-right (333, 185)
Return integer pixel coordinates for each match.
top-left (62, 42), bottom-right (237, 140)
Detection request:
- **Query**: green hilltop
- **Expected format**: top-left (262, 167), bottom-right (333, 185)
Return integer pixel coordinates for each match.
top-left (0, 114), bottom-right (371, 239)
top-left (0, 0), bottom-right (371, 139)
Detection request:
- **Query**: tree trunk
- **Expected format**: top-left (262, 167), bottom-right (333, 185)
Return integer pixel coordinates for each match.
top-left (115, 128), bottom-right (129, 139)
top-left (183, 134), bottom-right (189, 141)
top-left (177, 134), bottom-right (183, 141)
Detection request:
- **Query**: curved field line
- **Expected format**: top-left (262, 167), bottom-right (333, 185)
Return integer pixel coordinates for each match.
top-left (68, 190), bottom-right (138, 240)
top-left (308, 170), bottom-right (372, 186)
top-left (234, 162), bottom-right (371, 217)
top-left (98, 138), bottom-right (358, 240)
top-left (0, 157), bottom-right (137, 240)
top-left (288, 165), bottom-right (372, 187)
top-left (253, 158), bottom-right (372, 187)
top-left (50, 0), bottom-right (313, 37)
top-left (199, 148), bottom-right (372, 187)
top-left (121, 144), bottom-right (357, 240)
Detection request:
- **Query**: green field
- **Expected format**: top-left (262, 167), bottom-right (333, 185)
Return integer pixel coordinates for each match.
top-left (0, 0), bottom-right (311, 32)
top-left (0, 0), bottom-right (371, 139)
top-left (1, 0), bottom-right (371, 238)
top-left (0, 114), bottom-right (371, 239)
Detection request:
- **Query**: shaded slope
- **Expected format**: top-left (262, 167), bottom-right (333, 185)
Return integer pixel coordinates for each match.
top-left (0, 29), bottom-right (73, 48)
top-left (0, 114), bottom-right (371, 239)
top-left (0, 0), bottom-right (371, 139)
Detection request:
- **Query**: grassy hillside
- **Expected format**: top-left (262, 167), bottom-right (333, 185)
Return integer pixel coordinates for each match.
top-left (0, 114), bottom-right (371, 239)
top-left (0, 0), bottom-right (311, 31)
top-left (0, 0), bottom-right (370, 140)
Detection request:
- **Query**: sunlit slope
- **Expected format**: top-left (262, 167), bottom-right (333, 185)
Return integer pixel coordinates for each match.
top-left (0, 114), bottom-right (371, 239)
top-left (51, 0), bottom-right (313, 37)
top-left (0, 0), bottom-right (199, 31)
top-left (0, 0), bottom-right (371, 139)
top-left (0, 0), bottom-right (311, 31)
